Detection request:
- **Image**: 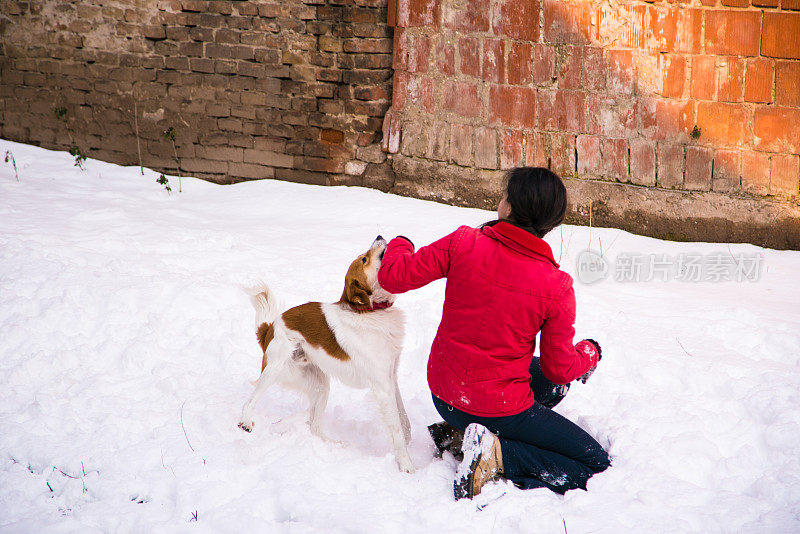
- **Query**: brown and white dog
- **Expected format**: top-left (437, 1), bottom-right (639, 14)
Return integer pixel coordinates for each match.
top-left (238, 236), bottom-right (414, 473)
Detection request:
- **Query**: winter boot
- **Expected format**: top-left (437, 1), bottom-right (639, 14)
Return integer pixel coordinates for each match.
top-left (453, 423), bottom-right (504, 500)
top-left (428, 421), bottom-right (464, 460)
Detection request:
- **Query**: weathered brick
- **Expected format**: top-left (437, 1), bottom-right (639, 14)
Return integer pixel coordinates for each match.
top-left (397, 0), bottom-right (437, 27)
top-left (662, 54), bottom-right (686, 98)
top-left (427, 120), bottom-right (450, 161)
top-left (684, 146), bottom-right (713, 191)
top-left (577, 135), bottom-right (602, 176)
top-left (524, 131), bottom-right (548, 167)
top-left (407, 75), bottom-right (435, 113)
top-left (582, 47), bottom-right (605, 91)
top-left (704, 11), bottom-right (761, 56)
top-left (493, 0), bottom-right (540, 41)
top-left (696, 102), bottom-right (749, 148)
top-left (762, 13), bottom-right (800, 59)
top-left (717, 57), bottom-right (744, 103)
top-left (474, 127), bottom-right (497, 169)
top-left (744, 58), bottom-right (774, 104)
top-left (483, 39), bottom-right (505, 84)
top-left (442, 81), bottom-right (482, 118)
top-left (753, 106), bottom-right (800, 153)
top-left (243, 148), bottom-right (294, 167)
top-left (401, 121), bottom-right (429, 157)
top-left (556, 46), bottom-right (582, 90)
top-left (712, 149), bottom-right (740, 192)
top-left (435, 38), bottom-right (455, 76)
top-left (647, 6), bottom-right (702, 54)
top-left (489, 86), bottom-right (536, 128)
top-left (197, 145), bottom-right (242, 162)
top-left (587, 94), bottom-right (638, 138)
top-left (450, 123), bottom-right (473, 166)
top-left (691, 55), bottom-right (716, 100)
top-left (342, 38), bottom-right (393, 54)
top-left (602, 138), bottom-right (628, 181)
top-left (598, 4), bottom-right (645, 49)
top-left (775, 61), bottom-right (800, 107)
top-left (607, 49), bottom-right (634, 95)
top-left (769, 154), bottom-right (800, 195)
top-left (442, 0), bottom-right (489, 32)
top-left (507, 42), bottom-right (532, 85)
top-left (640, 97), bottom-right (693, 142)
top-left (741, 150), bottom-right (771, 195)
top-left (500, 130), bottom-right (524, 170)
top-left (630, 139), bottom-right (656, 186)
top-left (538, 90), bottom-right (586, 132)
top-left (458, 37), bottom-right (481, 78)
top-left (657, 144), bottom-right (684, 189)
top-left (550, 133), bottom-right (576, 177)
top-left (544, 0), bottom-right (594, 44)
top-left (532, 44), bottom-right (556, 84)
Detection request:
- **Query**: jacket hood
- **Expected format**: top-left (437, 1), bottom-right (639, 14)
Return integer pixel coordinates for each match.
top-left (482, 221), bottom-right (560, 268)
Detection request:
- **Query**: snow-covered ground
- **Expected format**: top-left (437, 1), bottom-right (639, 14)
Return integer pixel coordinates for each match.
top-left (1, 139), bottom-right (799, 533)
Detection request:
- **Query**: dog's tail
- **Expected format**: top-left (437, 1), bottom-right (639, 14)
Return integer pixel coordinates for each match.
top-left (244, 281), bottom-right (281, 329)
top-left (243, 283), bottom-right (282, 371)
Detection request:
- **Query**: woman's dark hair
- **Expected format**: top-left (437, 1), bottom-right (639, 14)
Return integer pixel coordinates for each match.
top-left (490, 167), bottom-right (567, 238)
top-left (505, 167), bottom-right (567, 237)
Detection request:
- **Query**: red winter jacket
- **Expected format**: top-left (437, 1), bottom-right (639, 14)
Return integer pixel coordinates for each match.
top-left (378, 221), bottom-right (599, 417)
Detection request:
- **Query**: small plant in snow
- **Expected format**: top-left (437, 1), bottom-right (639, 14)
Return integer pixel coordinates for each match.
top-left (69, 145), bottom-right (87, 170)
top-left (4, 150), bottom-right (19, 181)
top-left (162, 126), bottom-right (183, 192)
top-left (157, 173), bottom-right (172, 193)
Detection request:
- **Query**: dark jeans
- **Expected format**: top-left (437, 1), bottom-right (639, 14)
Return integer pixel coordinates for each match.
top-left (432, 358), bottom-right (610, 494)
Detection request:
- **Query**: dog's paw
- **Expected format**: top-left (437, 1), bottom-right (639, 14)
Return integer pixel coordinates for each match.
top-left (397, 458), bottom-right (416, 474)
top-left (238, 420), bottom-right (254, 433)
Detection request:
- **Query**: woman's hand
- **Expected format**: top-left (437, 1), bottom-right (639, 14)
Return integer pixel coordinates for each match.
top-left (575, 339), bottom-right (601, 383)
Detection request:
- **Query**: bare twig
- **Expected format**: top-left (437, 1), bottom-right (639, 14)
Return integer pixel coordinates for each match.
top-left (562, 516), bottom-right (568, 534)
top-left (170, 138), bottom-right (182, 192)
top-left (180, 401), bottom-right (195, 452)
top-left (54, 467), bottom-right (78, 479)
top-left (676, 338), bottom-right (693, 357)
top-left (54, 466), bottom-right (86, 493)
top-left (161, 448), bottom-right (176, 477)
top-left (134, 99), bottom-right (143, 175)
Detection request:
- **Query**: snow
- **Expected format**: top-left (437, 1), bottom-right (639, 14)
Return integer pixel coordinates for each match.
top-left (1, 139), bottom-right (799, 532)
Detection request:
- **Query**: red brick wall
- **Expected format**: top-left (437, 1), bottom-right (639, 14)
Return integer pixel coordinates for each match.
top-left (0, 0), bottom-right (393, 187)
top-left (384, 0), bottom-right (800, 246)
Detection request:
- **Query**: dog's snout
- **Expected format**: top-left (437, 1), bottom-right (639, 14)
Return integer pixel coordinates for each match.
top-left (376, 235), bottom-right (385, 242)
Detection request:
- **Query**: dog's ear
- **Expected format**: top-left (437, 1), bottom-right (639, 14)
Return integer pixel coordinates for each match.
top-left (345, 278), bottom-right (372, 307)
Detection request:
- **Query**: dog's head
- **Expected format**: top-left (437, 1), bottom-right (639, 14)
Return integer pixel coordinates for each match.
top-left (341, 235), bottom-right (395, 310)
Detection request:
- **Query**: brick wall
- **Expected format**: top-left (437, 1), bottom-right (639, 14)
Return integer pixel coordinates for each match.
top-left (0, 0), bottom-right (393, 187)
top-left (1, 0), bottom-right (799, 247)
top-left (384, 0), bottom-right (800, 248)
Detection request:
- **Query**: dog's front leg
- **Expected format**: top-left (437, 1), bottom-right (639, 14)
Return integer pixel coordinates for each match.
top-left (394, 382), bottom-right (411, 446)
top-left (371, 385), bottom-right (415, 473)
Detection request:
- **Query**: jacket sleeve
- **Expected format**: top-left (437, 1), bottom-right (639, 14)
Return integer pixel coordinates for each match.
top-left (538, 275), bottom-right (599, 384)
top-left (377, 229), bottom-right (463, 294)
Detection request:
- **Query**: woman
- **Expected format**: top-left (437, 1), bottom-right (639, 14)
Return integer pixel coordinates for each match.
top-left (377, 167), bottom-right (610, 499)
